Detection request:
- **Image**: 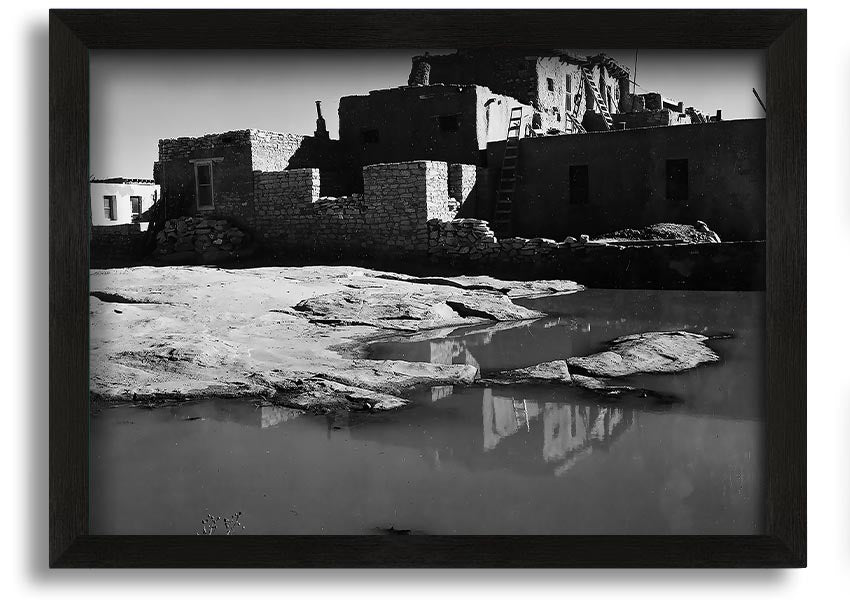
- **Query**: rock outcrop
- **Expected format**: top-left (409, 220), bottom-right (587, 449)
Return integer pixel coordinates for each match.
top-left (89, 265), bottom-right (559, 412)
top-left (567, 331), bottom-right (720, 377)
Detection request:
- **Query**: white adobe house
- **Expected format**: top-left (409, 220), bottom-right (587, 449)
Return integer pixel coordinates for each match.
top-left (90, 177), bottom-right (160, 227)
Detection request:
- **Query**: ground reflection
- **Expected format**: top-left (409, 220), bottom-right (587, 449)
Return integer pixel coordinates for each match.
top-left (91, 289), bottom-right (765, 535)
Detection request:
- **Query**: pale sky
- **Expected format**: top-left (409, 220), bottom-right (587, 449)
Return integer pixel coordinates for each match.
top-left (90, 49), bottom-right (766, 179)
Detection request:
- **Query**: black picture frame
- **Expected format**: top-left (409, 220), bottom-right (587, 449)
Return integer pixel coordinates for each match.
top-left (49, 8), bottom-right (806, 568)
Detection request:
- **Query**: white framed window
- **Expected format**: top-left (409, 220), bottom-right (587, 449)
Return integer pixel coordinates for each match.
top-left (194, 160), bottom-right (215, 209)
top-left (103, 196), bottom-right (116, 221)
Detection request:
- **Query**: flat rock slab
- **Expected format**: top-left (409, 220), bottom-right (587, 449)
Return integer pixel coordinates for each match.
top-left (374, 273), bottom-right (583, 298)
top-left (567, 331), bottom-right (719, 378)
top-left (89, 265), bottom-right (549, 412)
top-left (482, 360), bottom-right (573, 384)
top-left (294, 289), bottom-right (543, 331)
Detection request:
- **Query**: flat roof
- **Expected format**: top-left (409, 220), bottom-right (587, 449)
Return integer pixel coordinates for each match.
top-left (90, 177), bottom-right (156, 185)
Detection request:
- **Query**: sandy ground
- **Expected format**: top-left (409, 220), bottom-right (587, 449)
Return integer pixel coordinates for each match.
top-left (89, 265), bottom-right (582, 412)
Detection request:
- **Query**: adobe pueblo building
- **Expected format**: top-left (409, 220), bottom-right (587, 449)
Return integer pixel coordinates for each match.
top-left (133, 50), bottom-right (765, 288)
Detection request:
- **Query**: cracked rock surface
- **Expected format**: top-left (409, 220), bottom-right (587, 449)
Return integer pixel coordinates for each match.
top-left (90, 265), bottom-right (571, 412)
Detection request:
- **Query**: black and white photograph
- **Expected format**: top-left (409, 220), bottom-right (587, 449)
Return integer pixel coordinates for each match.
top-left (86, 46), bottom-right (770, 536)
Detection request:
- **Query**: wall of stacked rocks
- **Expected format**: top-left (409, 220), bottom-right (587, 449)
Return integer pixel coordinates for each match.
top-left (426, 217), bottom-right (566, 270)
top-left (253, 167), bottom-right (368, 258)
top-left (153, 216), bottom-right (252, 263)
top-left (90, 223), bottom-right (148, 265)
top-left (249, 159), bottom-right (583, 269)
top-left (361, 161), bottom-right (454, 257)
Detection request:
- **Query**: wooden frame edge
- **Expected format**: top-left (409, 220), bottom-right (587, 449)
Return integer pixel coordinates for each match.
top-left (48, 8), bottom-right (806, 568)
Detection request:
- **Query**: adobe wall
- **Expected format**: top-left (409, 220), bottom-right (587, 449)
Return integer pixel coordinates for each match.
top-left (90, 182), bottom-right (159, 226)
top-left (424, 51), bottom-right (539, 107)
top-left (485, 119), bottom-right (766, 241)
top-left (339, 85), bottom-right (529, 183)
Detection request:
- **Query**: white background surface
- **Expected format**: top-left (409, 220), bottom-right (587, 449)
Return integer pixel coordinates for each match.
top-left (1, 0), bottom-right (840, 594)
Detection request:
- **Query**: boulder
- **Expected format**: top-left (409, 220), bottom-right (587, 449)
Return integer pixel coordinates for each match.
top-left (567, 331), bottom-right (719, 377)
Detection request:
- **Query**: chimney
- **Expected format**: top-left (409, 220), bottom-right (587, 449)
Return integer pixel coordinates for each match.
top-left (314, 100), bottom-right (329, 139)
top-left (408, 56), bottom-right (431, 86)
top-left (715, 109), bottom-right (722, 121)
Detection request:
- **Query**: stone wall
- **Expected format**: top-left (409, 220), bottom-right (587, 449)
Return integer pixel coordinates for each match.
top-left (91, 223), bottom-right (148, 264)
top-left (612, 109), bottom-right (692, 130)
top-left (155, 129), bottom-right (351, 229)
top-left (425, 217), bottom-right (764, 290)
top-left (427, 218), bottom-right (564, 268)
top-left (251, 161), bottom-right (452, 260)
top-left (362, 161), bottom-right (452, 257)
top-left (156, 130), bottom-right (257, 228)
top-left (448, 163), bottom-right (477, 209)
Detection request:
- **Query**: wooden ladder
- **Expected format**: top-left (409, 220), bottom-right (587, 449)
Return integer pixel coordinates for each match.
top-left (581, 66), bottom-right (613, 130)
top-left (493, 106), bottom-right (523, 237)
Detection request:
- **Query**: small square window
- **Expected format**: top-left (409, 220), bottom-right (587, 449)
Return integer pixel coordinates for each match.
top-left (569, 166), bottom-right (589, 205)
top-left (438, 115), bottom-right (460, 132)
top-left (546, 77), bottom-right (554, 92)
top-left (361, 129), bottom-right (380, 144)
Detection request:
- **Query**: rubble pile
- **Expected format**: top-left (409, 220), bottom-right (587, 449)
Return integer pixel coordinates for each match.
top-left (594, 222), bottom-right (721, 244)
top-left (155, 216), bottom-right (251, 262)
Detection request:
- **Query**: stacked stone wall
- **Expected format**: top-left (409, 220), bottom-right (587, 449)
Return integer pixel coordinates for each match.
top-left (448, 163), bottom-right (477, 209)
top-left (361, 161), bottom-right (452, 257)
top-left (91, 223), bottom-right (148, 263)
top-left (427, 218), bottom-right (565, 267)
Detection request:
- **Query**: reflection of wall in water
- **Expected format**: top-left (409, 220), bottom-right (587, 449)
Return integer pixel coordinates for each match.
top-left (429, 338), bottom-right (480, 370)
top-left (260, 405), bottom-right (303, 429)
top-left (482, 390), bottom-right (635, 474)
top-left (169, 401), bottom-right (303, 429)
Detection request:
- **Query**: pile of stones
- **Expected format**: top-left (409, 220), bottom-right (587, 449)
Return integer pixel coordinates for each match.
top-left (428, 218), bottom-right (498, 261)
top-left (155, 216), bottom-right (250, 262)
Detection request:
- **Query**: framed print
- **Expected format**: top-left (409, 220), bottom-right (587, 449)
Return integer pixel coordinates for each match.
top-left (49, 8), bottom-right (805, 567)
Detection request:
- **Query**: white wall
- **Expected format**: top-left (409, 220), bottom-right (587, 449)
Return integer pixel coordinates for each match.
top-left (90, 182), bottom-right (159, 226)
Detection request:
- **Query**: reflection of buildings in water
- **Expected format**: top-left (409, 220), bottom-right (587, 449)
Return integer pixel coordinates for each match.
top-left (260, 405), bottom-right (303, 429)
top-left (430, 385), bottom-right (454, 402)
top-left (482, 391), bottom-right (635, 475)
top-left (429, 338), bottom-right (480, 370)
top-left (170, 401), bottom-right (304, 429)
top-left (482, 389), bottom-right (542, 451)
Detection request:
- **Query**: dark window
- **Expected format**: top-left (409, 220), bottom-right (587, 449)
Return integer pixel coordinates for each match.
top-left (130, 196), bottom-right (142, 221)
top-left (569, 166), bottom-right (589, 205)
top-left (546, 77), bottom-right (554, 92)
top-left (103, 196), bottom-right (116, 221)
top-left (195, 163), bottom-right (214, 208)
top-left (360, 129), bottom-right (380, 144)
top-left (438, 115), bottom-right (460, 132)
top-left (666, 159), bottom-right (689, 202)
top-left (566, 74), bottom-right (572, 90)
